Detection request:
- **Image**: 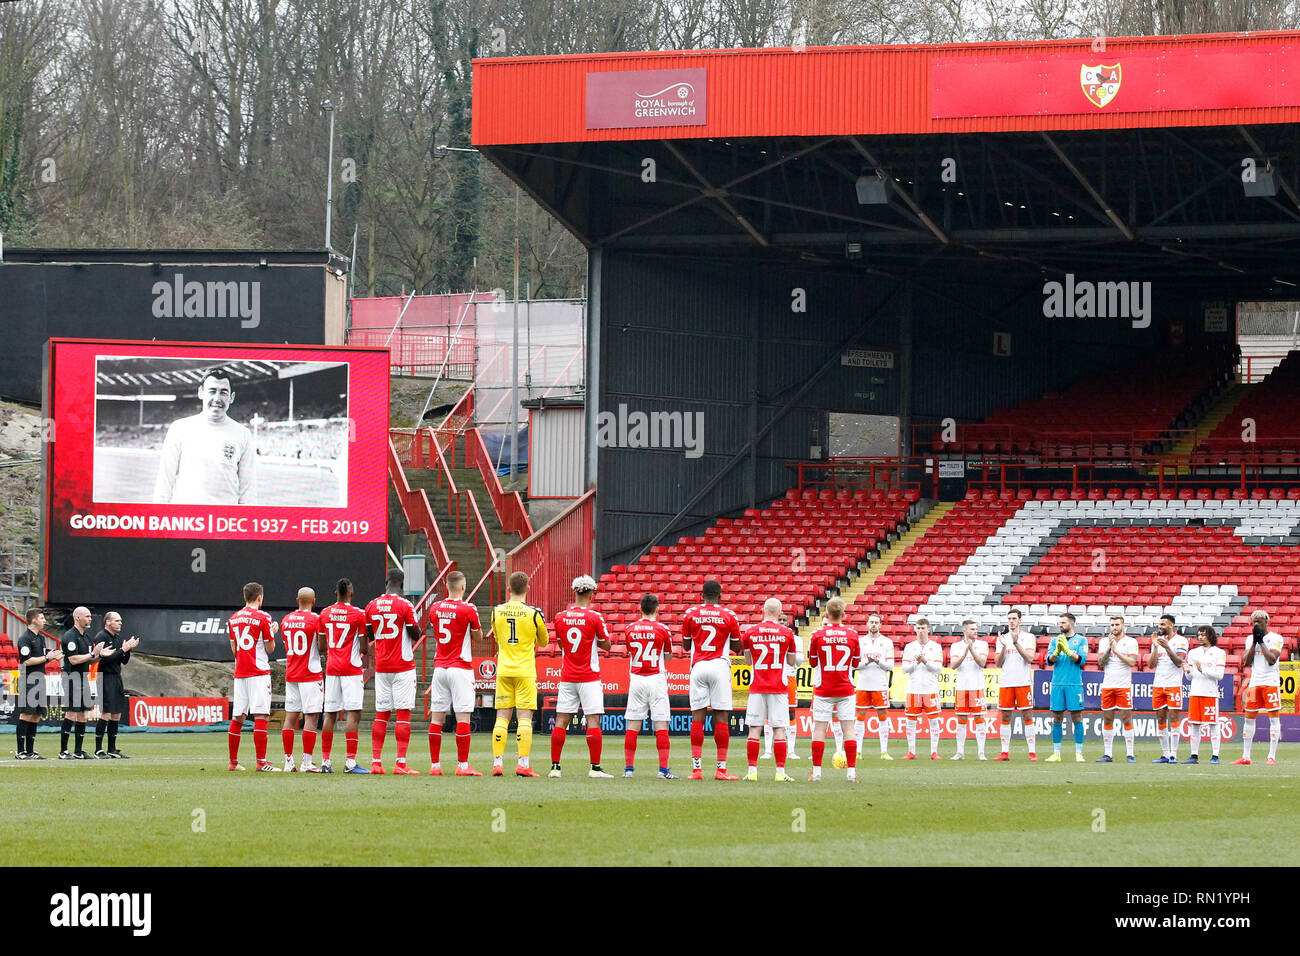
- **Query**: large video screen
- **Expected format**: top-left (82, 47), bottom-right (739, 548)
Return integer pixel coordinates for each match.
top-left (44, 339), bottom-right (389, 607)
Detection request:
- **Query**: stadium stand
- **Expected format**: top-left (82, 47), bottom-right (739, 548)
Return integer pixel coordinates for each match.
top-left (926, 345), bottom-right (1236, 458)
top-left (1202, 350), bottom-right (1300, 458)
top-left (863, 488), bottom-right (1300, 679)
top-left (583, 487), bottom-right (920, 656)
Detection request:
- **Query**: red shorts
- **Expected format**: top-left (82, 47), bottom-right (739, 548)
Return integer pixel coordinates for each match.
top-left (998, 686), bottom-right (1032, 711)
top-left (1188, 696), bottom-right (1218, 724)
top-left (1152, 686), bottom-right (1183, 711)
top-left (856, 689), bottom-right (888, 711)
top-left (906, 693), bottom-right (940, 719)
top-left (955, 689), bottom-right (986, 716)
top-left (1101, 687), bottom-right (1133, 711)
top-left (1244, 685), bottom-right (1281, 714)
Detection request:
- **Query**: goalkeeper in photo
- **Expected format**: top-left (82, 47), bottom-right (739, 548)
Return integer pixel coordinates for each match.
top-left (1045, 612), bottom-right (1089, 762)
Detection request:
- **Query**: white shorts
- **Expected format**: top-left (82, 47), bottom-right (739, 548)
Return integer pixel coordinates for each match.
top-left (689, 658), bottom-right (733, 711)
top-left (285, 679), bottom-right (324, 714)
top-left (430, 667), bottom-right (475, 715)
top-left (625, 674), bottom-right (670, 723)
top-left (557, 680), bottom-right (604, 716)
top-left (325, 674), bottom-right (364, 712)
top-left (812, 695), bottom-right (855, 723)
top-left (746, 692), bottom-right (790, 729)
top-left (233, 675), bottom-right (272, 716)
top-left (375, 670), bottom-right (416, 711)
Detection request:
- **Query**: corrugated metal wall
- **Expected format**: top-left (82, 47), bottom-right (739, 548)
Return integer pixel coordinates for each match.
top-left (531, 406), bottom-right (585, 497)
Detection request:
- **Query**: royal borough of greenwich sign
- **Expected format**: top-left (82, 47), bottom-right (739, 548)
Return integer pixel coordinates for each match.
top-left (586, 68), bottom-right (707, 129)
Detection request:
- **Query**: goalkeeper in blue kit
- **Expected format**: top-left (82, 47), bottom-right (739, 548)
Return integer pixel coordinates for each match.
top-left (1045, 612), bottom-right (1089, 762)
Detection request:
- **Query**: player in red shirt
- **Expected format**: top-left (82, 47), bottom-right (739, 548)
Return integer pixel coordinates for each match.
top-left (741, 598), bottom-right (801, 782)
top-left (280, 587), bottom-right (324, 772)
top-left (807, 597), bottom-right (861, 782)
top-left (549, 575), bottom-right (613, 778)
top-left (681, 579), bottom-right (743, 781)
top-left (319, 578), bottom-right (370, 773)
top-left (364, 568), bottom-right (421, 775)
top-left (426, 570), bottom-right (484, 776)
top-left (228, 581), bottom-right (279, 771)
top-left (622, 593), bottom-right (677, 779)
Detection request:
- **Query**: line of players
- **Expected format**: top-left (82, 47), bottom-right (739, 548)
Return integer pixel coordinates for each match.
top-left (225, 569), bottom-right (1287, 778)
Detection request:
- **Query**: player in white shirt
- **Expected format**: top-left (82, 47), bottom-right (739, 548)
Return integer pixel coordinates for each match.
top-left (900, 619), bottom-right (943, 760)
top-left (994, 608), bottom-right (1038, 761)
top-left (1181, 625), bottom-right (1226, 764)
top-left (153, 368), bottom-right (256, 505)
top-left (854, 613), bottom-right (895, 760)
top-left (1147, 613), bottom-right (1189, 763)
top-left (1235, 609), bottom-right (1286, 766)
top-left (1096, 614), bottom-right (1139, 763)
top-left (949, 619), bottom-right (989, 759)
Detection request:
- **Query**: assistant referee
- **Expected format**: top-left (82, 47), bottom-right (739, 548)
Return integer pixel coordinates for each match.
top-left (94, 611), bottom-right (140, 758)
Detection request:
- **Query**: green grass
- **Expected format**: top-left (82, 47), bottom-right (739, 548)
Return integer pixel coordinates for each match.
top-left (2, 734), bottom-right (1297, 866)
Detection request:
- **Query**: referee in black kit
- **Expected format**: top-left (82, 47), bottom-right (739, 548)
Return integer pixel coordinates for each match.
top-left (60, 606), bottom-right (101, 759)
top-left (15, 607), bottom-right (62, 759)
top-left (94, 611), bottom-right (140, 758)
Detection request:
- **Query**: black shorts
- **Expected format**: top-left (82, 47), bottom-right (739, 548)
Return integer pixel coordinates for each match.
top-left (16, 673), bottom-right (48, 715)
top-left (100, 672), bottom-right (127, 714)
top-left (64, 672), bottom-right (94, 712)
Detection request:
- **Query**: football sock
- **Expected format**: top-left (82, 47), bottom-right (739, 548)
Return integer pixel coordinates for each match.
top-left (845, 739), bottom-right (857, 769)
top-left (956, 720), bottom-right (967, 754)
top-left (1242, 718), bottom-right (1255, 760)
top-left (1025, 722), bottom-right (1036, 754)
top-left (491, 716), bottom-right (508, 760)
top-left (1051, 722), bottom-right (1063, 752)
top-left (371, 710), bottom-right (390, 761)
top-left (1270, 716), bottom-right (1281, 760)
top-left (394, 710), bottom-right (411, 762)
top-left (763, 722), bottom-right (773, 756)
top-left (516, 722), bottom-right (532, 764)
top-left (321, 730), bottom-right (334, 761)
top-left (586, 727), bottom-right (603, 767)
top-left (774, 737), bottom-right (787, 770)
top-left (1190, 723), bottom-right (1203, 757)
top-left (747, 737), bottom-right (760, 770)
top-left (690, 719), bottom-right (704, 769)
top-left (1073, 718), bottom-right (1084, 750)
top-left (1000, 724), bottom-right (1011, 753)
top-left (282, 727), bottom-right (295, 759)
top-left (253, 718), bottom-right (268, 763)
top-left (95, 718), bottom-right (107, 752)
top-left (1103, 723), bottom-right (1115, 756)
top-left (227, 718), bottom-right (243, 763)
top-left (878, 714), bottom-right (890, 753)
top-left (655, 729), bottom-right (670, 769)
top-left (714, 720), bottom-right (729, 768)
top-left (1157, 721), bottom-right (1168, 757)
top-left (457, 721), bottom-right (472, 764)
top-left (107, 720), bottom-right (118, 752)
top-left (625, 730), bottom-right (638, 768)
top-left (61, 717), bottom-right (72, 752)
top-left (811, 739), bottom-right (825, 768)
top-left (550, 725), bottom-right (565, 764)
top-left (302, 729), bottom-right (316, 757)
top-left (1123, 720), bottom-right (1134, 756)
top-left (429, 723), bottom-right (443, 764)
top-left (16, 721), bottom-right (25, 755)
top-left (830, 721), bottom-right (844, 752)
top-left (855, 713), bottom-right (867, 752)
top-left (74, 722), bottom-right (86, 753)
top-left (974, 717), bottom-right (986, 756)
top-left (906, 718), bottom-right (917, 753)
top-left (1210, 720), bottom-right (1221, 757)
top-left (344, 731), bottom-right (358, 763)
top-left (928, 717), bottom-right (941, 754)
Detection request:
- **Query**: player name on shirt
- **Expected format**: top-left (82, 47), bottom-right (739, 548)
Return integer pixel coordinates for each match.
top-left (741, 622), bottom-right (796, 694)
top-left (430, 599), bottom-right (480, 669)
top-left (281, 610), bottom-right (322, 682)
top-left (554, 607), bottom-right (610, 682)
top-left (366, 594), bottom-right (417, 673)
top-left (626, 620), bottom-right (673, 677)
top-left (809, 625), bottom-right (860, 697)
top-left (320, 603), bottom-right (366, 676)
top-left (229, 607), bottom-right (273, 678)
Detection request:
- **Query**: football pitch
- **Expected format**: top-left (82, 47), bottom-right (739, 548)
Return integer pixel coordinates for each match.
top-left (3, 734), bottom-right (1297, 867)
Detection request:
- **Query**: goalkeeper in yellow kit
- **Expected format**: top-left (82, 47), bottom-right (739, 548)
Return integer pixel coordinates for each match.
top-left (490, 571), bottom-right (549, 777)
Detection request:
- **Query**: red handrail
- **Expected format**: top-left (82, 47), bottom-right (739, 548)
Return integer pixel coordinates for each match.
top-left (1239, 353), bottom-right (1290, 384)
top-left (507, 489), bottom-right (595, 621)
top-left (466, 426), bottom-right (534, 539)
top-left (387, 437), bottom-right (454, 574)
